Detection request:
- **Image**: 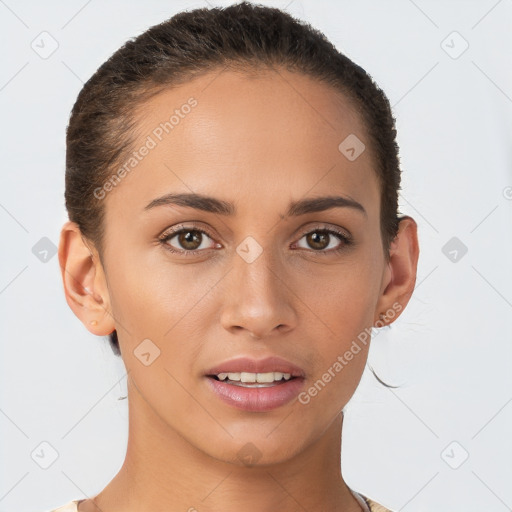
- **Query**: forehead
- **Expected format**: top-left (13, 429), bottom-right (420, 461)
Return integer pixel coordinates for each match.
top-left (135, 67), bottom-right (367, 156)
top-left (104, 67), bottom-right (380, 222)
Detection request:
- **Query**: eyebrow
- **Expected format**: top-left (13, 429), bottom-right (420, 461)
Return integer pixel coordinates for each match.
top-left (144, 192), bottom-right (367, 218)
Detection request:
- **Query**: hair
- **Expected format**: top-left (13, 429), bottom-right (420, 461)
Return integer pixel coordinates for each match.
top-left (65, 1), bottom-right (402, 358)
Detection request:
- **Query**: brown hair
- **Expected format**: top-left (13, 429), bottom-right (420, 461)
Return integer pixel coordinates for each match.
top-left (65, 1), bottom-right (402, 357)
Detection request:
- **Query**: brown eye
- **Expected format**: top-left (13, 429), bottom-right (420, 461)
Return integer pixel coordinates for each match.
top-left (295, 228), bottom-right (351, 253)
top-left (178, 230), bottom-right (203, 250)
top-left (160, 227), bottom-right (217, 253)
top-left (306, 231), bottom-right (330, 250)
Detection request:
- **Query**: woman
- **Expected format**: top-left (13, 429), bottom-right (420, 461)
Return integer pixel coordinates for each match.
top-left (54, 2), bottom-right (419, 511)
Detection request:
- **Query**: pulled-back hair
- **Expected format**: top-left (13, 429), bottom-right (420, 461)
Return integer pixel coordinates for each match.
top-left (65, 1), bottom-right (402, 357)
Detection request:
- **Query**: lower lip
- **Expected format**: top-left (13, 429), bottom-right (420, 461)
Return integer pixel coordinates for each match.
top-left (205, 377), bottom-right (305, 412)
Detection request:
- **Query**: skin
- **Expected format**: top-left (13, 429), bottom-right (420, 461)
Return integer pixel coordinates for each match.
top-left (59, 66), bottom-right (419, 512)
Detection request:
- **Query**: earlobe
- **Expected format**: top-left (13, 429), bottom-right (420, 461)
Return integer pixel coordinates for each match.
top-left (58, 221), bottom-right (115, 336)
top-left (374, 216), bottom-right (419, 326)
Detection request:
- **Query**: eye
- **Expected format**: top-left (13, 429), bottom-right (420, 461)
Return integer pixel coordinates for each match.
top-left (294, 227), bottom-right (352, 254)
top-left (158, 224), bottom-right (352, 256)
top-left (159, 225), bottom-right (219, 254)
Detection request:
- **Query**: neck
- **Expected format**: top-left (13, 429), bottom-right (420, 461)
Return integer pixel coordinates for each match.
top-left (84, 377), bottom-right (362, 512)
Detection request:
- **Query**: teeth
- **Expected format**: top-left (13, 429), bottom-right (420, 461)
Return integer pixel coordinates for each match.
top-left (240, 372), bottom-right (256, 383)
top-left (215, 372), bottom-right (292, 383)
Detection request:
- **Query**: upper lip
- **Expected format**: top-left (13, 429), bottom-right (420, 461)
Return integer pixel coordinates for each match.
top-left (205, 356), bottom-right (305, 378)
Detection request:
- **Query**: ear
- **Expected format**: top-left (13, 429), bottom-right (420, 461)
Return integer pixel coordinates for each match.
top-left (58, 221), bottom-right (115, 336)
top-left (374, 216), bottom-right (419, 326)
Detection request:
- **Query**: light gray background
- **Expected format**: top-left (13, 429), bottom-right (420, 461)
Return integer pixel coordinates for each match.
top-left (1, 1), bottom-right (511, 511)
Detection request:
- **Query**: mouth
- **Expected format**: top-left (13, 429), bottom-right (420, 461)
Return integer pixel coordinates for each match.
top-left (204, 356), bottom-right (305, 411)
top-left (208, 371), bottom-right (297, 388)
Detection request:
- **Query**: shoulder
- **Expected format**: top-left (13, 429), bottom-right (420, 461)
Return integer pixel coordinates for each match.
top-left (350, 489), bottom-right (393, 512)
top-left (354, 490), bottom-right (395, 512)
top-left (46, 500), bottom-right (80, 512)
top-left (47, 494), bottom-right (393, 512)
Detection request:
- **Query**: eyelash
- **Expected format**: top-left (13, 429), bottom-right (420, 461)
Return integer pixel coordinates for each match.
top-left (158, 224), bottom-right (353, 257)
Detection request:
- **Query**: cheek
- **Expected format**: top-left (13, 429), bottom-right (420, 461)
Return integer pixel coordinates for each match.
top-left (301, 256), bottom-right (380, 329)
top-left (107, 248), bottom-right (219, 338)
top-left (307, 285), bottom-right (373, 382)
top-left (297, 255), bottom-right (380, 388)
top-left (297, 276), bottom-right (375, 415)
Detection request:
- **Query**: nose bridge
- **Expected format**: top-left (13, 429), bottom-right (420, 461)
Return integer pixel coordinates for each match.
top-left (220, 236), bottom-right (296, 338)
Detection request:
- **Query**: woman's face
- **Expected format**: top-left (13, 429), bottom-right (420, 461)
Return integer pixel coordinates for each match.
top-left (96, 67), bottom-right (394, 464)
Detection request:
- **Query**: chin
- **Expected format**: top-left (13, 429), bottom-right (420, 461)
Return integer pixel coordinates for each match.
top-left (195, 427), bottom-right (311, 468)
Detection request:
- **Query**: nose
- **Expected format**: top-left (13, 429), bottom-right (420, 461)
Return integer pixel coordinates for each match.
top-left (219, 244), bottom-right (298, 339)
